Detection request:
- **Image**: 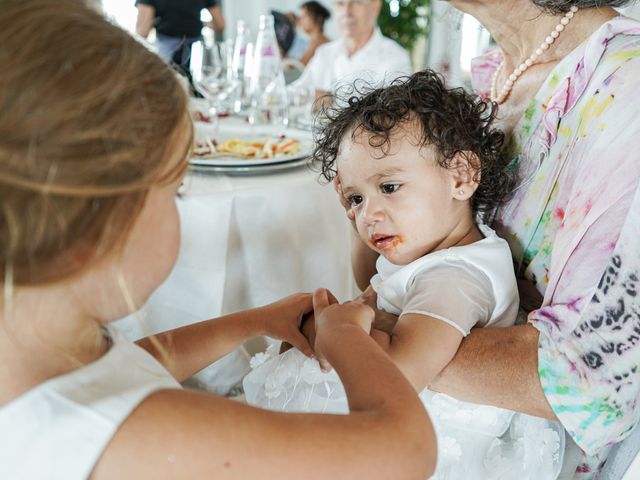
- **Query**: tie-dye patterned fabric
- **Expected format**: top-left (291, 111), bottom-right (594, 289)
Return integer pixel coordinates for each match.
top-left (471, 16), bottom-right (640, 478)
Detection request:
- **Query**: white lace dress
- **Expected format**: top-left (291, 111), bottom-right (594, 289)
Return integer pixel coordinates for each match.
top-left (244, 225), bottom-right (565, 479)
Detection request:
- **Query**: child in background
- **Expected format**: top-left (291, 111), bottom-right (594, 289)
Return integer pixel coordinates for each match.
top-left (0, 2), bottom-right (436, 479)
top-left (244, 70), bottom-right (565, 479)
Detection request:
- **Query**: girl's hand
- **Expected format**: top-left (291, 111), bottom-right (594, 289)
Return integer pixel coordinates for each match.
top-left (313, 288), bottom-right (374, 370)
top-left (333, 175), bottom-right (356, 223)
top-left (259, 293), bottom-right (315, 358)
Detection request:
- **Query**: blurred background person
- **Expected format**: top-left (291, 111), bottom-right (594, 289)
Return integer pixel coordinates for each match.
top-left (135, 0), bottom-right (225, 76)
top-left (298, 1), bottom-right (331, 65)
top-left (293, 0), bottom-right (411, 106)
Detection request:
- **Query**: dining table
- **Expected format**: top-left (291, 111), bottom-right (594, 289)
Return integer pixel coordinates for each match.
top-left (115, 114), bottom-right (357, 394)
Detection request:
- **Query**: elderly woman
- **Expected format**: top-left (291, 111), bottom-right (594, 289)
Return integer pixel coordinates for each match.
top-left (344, 0), bottom-right (640, 477)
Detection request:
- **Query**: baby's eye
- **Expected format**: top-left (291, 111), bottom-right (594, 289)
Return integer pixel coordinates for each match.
top-left (381, 183), bottom-right (400, 194)
top-left (348, 194), bottom-right (364, 207)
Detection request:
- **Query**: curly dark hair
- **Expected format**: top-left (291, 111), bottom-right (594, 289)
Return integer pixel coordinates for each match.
top-left (312, 70), bottom-right (514, 220)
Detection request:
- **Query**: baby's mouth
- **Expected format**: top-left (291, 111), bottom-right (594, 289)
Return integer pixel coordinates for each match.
top-left (369, 234), bottom-right (401, 250)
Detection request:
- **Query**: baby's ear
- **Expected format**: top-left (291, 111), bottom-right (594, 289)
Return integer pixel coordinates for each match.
top-left (450, 151), bottom-right (480, 201)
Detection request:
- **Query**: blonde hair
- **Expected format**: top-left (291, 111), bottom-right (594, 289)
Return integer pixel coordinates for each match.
top-left (0, 0), bottom-right (190, 287)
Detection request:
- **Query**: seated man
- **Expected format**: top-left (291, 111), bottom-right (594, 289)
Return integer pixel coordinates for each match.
top-left (293, 0), bottom-right (412, 106)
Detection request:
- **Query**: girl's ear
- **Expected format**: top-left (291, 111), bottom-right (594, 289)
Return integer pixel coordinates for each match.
top-left (450, 151), bottom-right (480, 201)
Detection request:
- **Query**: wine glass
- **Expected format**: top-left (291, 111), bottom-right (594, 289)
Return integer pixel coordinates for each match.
top-left (190, 39), bottom-right (238, 115)
top-left (286, 83), bottom-right (314, 130)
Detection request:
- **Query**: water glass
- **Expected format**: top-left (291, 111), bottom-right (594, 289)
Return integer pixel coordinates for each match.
top-left (190, 40), bottom-right (239, 115)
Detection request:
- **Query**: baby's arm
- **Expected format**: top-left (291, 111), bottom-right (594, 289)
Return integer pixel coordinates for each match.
top-left (372, 314), bottom-right (463, 391)
top-left (371, 264), bottom-right (495, 391)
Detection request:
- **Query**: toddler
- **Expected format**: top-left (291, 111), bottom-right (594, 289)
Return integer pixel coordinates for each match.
top-left (244, 70), bottom-right (564, 480)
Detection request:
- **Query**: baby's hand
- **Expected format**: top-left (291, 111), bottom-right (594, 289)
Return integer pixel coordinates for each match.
top-left (333, 175), bottom-right (355, 223)
top-left (354, 286), bottom-right (399, 335)
top-left (313, 288), bottom-right (374, 370)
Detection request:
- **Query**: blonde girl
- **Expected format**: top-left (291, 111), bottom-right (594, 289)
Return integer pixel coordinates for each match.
top-left (0, 1), bottom-right (435, 479)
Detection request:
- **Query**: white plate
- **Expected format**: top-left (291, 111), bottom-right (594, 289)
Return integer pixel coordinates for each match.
top-left (189, 156), bottom-right (311, 174)
top-left (190, 126), bottom-right (313, 168)
top-left (190, 150), bottom-right (310, 167)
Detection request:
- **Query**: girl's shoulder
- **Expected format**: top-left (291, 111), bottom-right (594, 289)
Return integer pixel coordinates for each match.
top-left (0, 328), bottom-right (179, 479)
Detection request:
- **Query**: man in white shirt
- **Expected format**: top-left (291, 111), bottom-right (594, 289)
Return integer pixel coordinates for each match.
top-left (293, 0), bottom-right (412, 102)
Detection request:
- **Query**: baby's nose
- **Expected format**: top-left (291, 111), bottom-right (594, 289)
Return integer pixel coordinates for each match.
top-left (361, 198), bottom-right (385, 225)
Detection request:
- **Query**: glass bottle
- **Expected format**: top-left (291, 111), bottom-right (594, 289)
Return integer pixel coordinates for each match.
top-left (249, 14), bottom-right (288, 127)
top-left (231, 20), bottom-right (252, 114)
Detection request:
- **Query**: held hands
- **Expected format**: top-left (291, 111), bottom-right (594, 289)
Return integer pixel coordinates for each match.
top-left (313, 288), bottom-right (374, 371)
top-left (259, 293), bottom-right (315, 358)
top-left (354, 286), bottom-right (399, 335)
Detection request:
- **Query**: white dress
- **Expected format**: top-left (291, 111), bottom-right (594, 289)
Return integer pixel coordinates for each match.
top-left (0, 327), bottom-right (180, 480)
top-left (244, 225), bottom-right (565, 479)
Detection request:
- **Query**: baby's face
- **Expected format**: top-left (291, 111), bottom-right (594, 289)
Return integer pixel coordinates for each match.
top-left (336, 126), bottom-right (470, 265)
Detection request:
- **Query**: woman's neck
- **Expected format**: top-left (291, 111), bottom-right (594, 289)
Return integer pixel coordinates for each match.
top-left (452, 1), bottom-right (618, 72)
top-left (309, 29), bottom-right (327, 43)
top-left (0, 282), bottom-right (107, 405)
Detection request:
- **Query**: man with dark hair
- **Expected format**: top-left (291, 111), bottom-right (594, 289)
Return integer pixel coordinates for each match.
top-left (135, 0), bottom-right (225, 75)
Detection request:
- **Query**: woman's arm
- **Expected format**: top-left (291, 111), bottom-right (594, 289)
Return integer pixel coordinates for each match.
top-left (136, 294), bottom-right (314, 382)
top-left (135, 4), bottom-right (154, 38)
top-left (429, 323), bottom-right (556, 419)
top-left (92, 290), bottom-right (436, 480)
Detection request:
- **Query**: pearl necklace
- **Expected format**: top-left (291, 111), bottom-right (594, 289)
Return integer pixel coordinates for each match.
top-left (490, 6), bottom-right (578, 104)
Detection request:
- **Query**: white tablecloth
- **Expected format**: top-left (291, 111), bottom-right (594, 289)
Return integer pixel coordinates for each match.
top-left (115, 119), bottom-right (356, 392)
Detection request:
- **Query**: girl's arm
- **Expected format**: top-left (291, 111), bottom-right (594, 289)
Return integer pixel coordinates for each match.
top-left (136, 293), bottom-right (314, 382)
top-left (91, 290), bottom-right (437, 480)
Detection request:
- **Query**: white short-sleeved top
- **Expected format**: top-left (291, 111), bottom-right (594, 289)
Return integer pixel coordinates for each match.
top-left (292, 28), bottom-right (412, 93)
top-left (0, 327), bottom-right (180, 480)
top-left (370, 224), bottom-right (519, 336)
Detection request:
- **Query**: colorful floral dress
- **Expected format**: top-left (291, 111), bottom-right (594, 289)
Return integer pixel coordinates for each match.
top-left (471, 16), bottom-right (640, 478)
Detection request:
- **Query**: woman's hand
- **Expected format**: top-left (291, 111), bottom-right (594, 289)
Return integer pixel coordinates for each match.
top-left (259, 293), bottom-right (315, 358)
top-left (313, 288), bottom-right (374, 370)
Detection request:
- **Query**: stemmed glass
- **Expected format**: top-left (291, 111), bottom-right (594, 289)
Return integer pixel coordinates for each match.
top-left (190, 39), bottom-right (238, 115)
